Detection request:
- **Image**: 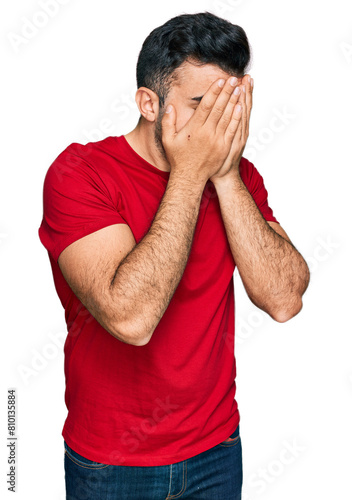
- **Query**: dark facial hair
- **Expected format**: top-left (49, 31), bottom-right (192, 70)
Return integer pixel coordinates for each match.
top-left (153, 106), bottom-right (169, 162)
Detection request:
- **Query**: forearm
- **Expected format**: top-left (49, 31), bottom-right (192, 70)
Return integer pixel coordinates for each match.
top-left (109, 172), bottom-right (206, 344)
top-left (213, 170), bottom-right (310, 322)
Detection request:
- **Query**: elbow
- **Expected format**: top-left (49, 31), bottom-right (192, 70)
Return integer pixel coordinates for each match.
top-left (270, 296), bottom-right (303, 323)
top-left (109, 320), bottom-right (152, 346)
top-left (129, 334), bottom-right (152, 347)
top-left (272, 268), bottom-right (310, 323)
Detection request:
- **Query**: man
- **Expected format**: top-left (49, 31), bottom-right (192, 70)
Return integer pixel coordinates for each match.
top-left (38, 11), bottom-right (310, 500)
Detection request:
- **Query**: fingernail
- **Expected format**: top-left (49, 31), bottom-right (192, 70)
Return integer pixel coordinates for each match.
top-left (218, 79), bottom-right (225, 87)
top-left (230, 77), bottom-right (238, 86)
top-left (250, 78), bottom-right (254, 87)
top-left (165, 105), bottom-right (172, 113)
top-left (236, 104), bottom-right (242, 113)
top-left (234, 87), bottom-right (241, 95)
top-left (242, 85), bottom-right (246, 93)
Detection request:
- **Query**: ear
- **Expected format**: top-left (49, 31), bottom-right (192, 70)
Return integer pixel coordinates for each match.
top-left (134, 87), bottom-right (160, 123)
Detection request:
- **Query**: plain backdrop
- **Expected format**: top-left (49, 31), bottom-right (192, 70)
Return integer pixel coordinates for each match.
top-left (1, 0), bottom-right (351, 498)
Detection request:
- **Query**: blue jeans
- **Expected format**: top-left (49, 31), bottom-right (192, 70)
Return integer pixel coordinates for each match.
top-left (64, 424), bottom-right (242, 499)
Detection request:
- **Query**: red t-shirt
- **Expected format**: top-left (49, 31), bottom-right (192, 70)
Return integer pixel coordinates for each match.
top-left (38, 135), bottom-right (278, 466)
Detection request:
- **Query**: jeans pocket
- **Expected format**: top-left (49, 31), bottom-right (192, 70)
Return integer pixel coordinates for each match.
top-left (219, 425), bottom-right (241, 447)
top-left (64, 441), bottom-right (111, 469)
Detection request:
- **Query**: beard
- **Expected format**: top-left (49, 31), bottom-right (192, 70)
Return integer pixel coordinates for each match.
top-left (153, 107), bottom-right (169, 163)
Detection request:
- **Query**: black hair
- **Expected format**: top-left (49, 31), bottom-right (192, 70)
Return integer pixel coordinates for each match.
top-left (136, 12), bottom-right (252, 109)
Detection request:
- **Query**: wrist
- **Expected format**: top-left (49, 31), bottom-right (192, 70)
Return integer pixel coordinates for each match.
top-left (212, 167), bottom-right (243, 194)
top-left (169, 169), bottom-right (208, 193)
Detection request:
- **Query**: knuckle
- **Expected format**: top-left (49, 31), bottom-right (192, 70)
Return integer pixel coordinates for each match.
top-left (224, 85), bottom-right (235, 96)
top-left (220, 112), bottom-right (231, 124)
top-left (212, 104), bottom-right (224, 115)
top-left (200, 100), bottom-right (212, 112)
top-left (226, 124), bottom-right (236, 136)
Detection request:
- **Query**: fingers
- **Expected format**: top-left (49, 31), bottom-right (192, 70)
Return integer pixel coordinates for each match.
top-left (206, 74), bottom-right (253, 141)
top-left (192, 77), bottom-right (233, 126)
top-left (225, 102), bottom-right (243, 139)
top-left (216, 83), bottom-right (242, 133)
top-left (205, 76), bottom-right (240, 126)
top-left (243, 74), bottom-right (253, 139)
top-left (240, 83), bottom-right (247, 141)
top-left (233, 74), bottom-right (253, 142)
top-left (180, 72), bottom-right (253, 148)
top-left (226, 74), bottom-right (253, 157)
top-left (161, 104), bottom-right (177, 145)
top-left (246, 74), bottom-right (253, 119)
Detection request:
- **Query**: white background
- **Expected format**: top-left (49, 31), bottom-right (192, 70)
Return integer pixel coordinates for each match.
top-left (1, 0), bottom-right (351, 498)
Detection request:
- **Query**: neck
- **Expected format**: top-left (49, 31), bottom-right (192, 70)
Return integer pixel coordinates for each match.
top-left (124, 120), bottom-right (171, 173)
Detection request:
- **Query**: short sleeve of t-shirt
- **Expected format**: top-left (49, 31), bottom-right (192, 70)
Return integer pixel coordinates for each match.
top-left (38, 144), bottom-right (127, 263)
top-left (240, 157), bottom-right (279, 224)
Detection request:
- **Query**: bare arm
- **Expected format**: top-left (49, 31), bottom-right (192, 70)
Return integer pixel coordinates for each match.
top-left (59, 175), bottom-right (205, 346)
top-left (109, 174), bottom-right (206, 344)
top-left (211, 75), bottom-right (310, 322)
top-left (58, 75), bottom-right (244, 346)
top-left (213, 170), bottom-right (310, 322)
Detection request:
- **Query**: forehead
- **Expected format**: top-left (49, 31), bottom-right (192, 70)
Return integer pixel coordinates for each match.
top-left (170, 60), bottom-right (238, 98)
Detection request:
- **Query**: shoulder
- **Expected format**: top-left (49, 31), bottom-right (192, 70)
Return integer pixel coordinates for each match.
top-left (44, 136), bottom-right (118, 187)
top-left (239, 156), bottom-right (265, 192)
